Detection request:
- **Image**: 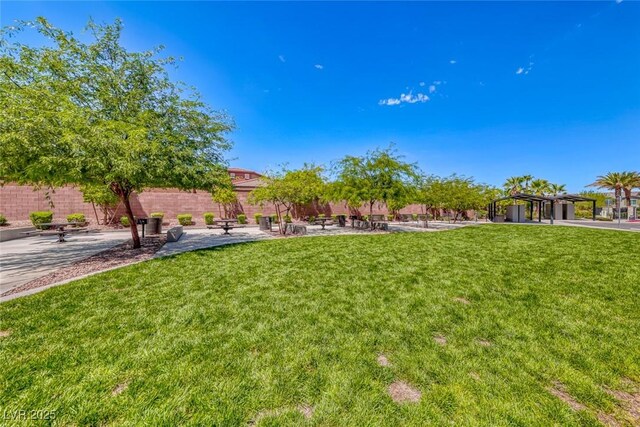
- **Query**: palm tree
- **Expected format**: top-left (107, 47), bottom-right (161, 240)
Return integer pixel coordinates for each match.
top-left (530, 179), bottom-right (550, 218)
top-left (589, 172), bottom-right (626, 213)
top-left (504, 176), bottom-right (524, 196)
top-left (521, 174), bottom-right (534, 193)
top-left (530, 179), bottom-right (551, 196)
top-left (549, 183), bottom-right (567, 196)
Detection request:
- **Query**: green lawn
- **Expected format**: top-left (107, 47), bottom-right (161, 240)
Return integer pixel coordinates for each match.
top-left (1, 225), bottom-right (639, 426)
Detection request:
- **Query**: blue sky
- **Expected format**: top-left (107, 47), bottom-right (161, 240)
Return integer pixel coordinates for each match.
top-left (2, 1), bottom-right (639, 191)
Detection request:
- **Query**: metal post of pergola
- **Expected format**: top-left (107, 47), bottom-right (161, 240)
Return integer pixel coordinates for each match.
top-left (538, 201), bottom-right (542, 222)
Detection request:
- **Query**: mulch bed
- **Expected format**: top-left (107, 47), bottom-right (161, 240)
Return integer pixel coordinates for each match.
top-left (1, 236), bottom-right (166, 297)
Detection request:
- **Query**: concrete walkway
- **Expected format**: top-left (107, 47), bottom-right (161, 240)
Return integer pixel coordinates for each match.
top-left (155, 227), bottom-right (271, 258)
top-left (557, 219), bottom-right (640, 232)
top-left (0, 231), bottom-right (130, 295)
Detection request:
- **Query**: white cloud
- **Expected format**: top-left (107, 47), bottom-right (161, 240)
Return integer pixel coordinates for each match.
top-left (314, 64), bottom-right (324, 70)
top-left (428, 85), bottom-right (436, 94)
top-left (449, 60), bottom-right (457, 64)
top-left (433, 80), bottom-right (442, 85)
top-left (278, 55), bottom-right (286, 63)
top-left (419, 82), bottom-right (425, 87)
top-left (616, 0), bottom-right (623, 4)
top-left (379, 91), bottom-right (429, 106)
top-left (379, 98), bottom-right (402, 106)
top-left (516, 61), bottom-right (535, 75)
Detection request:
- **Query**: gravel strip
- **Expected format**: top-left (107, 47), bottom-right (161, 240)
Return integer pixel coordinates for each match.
top-left (1, 236), bottom-right (166, 297)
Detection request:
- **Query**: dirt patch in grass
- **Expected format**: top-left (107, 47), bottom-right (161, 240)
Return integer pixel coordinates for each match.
top-left (454, 297), bottom-right (471, 305)
top-left (297, 404), bottom-right (314, 419)
top-left (596, 412), bottom-right (621, 427)
top-left (111, 381), bottom-right (129, 396)
top-left (477, 339), bottom-right (492, 347)
top-left (548, 381), bottom-right (587, 411)
top-left (377, 354), bottom-right (391, 367)
top-left (434, 334), bottom-right (447, 346)
top-left (549, 381), bottom-right (623, 426)
top-left (469, 372), bottom-right (481, 381)
top-left (605, 380), bottom-right (640, 423)
top-left (248, 404), bottom-right (314, 425)
top-left (0, 330), bottom-right (11, 338)
top-left (1, 236), bottom-right (166, 298)
top-left (388, 381), bottom-right (421, 404)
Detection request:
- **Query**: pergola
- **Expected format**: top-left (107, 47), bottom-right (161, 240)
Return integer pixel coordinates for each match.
top-left (488, 193), bottom-right (596, 224)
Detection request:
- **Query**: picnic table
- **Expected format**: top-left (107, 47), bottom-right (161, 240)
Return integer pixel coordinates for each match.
top-left (29, 222), bottom-right (81, 243)
top-left (208, 219), bottom-right (238, 235)
top-left (315, 217), bottom-right (333, 230)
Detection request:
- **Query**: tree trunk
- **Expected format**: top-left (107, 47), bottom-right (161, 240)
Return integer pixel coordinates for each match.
top-left (369, 201), bottom-right (374, 229)
top-left (91, 201), bottom-right (100, 225)
top-left (121, 194), bottom-right (141, 249)
top-left (275, 204), bottom-right (284, 235)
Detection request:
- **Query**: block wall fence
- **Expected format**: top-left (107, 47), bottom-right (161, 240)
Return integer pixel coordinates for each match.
top-left (0, 184), bottom-right (427, 223)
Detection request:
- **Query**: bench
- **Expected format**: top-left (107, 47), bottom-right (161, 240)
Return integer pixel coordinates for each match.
top-left (26, 227), bottom-right (98, 243)
top-left (207, 224), bottom-right (244, 235)
top-left (167, 226), bottom-right (183, 242)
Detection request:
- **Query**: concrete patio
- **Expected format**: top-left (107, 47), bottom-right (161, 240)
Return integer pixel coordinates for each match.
top-left (0, 231), bottom-right (131, 295)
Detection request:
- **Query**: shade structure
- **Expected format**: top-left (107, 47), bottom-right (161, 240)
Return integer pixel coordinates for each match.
top-left (488, 193), bottom-right (597, 224)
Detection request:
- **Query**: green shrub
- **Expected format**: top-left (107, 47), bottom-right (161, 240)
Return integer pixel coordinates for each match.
top-left (66, 213), bottom-right (86, 225)
top-left (318, 214), bottom-right (325, 218)
top-left (237, 214), bottom-right (247, 224)
top-left (412, 213), bottom-right (418, 220)
top-left (150, 212), bottom-right (164, 218)
top-left (270, 214), bottom-right (277, 223)
top-left (308, 215), bottom-right (316, 223)
top-left (596, 216), bottom-right (613, 222)
top-left (284, 215), bottom-right (292, 223)
top-left (254, 213), bottom-right (263, 224)
top-left (203, 212), bottom-right (215, 225)
top-left (120, 216), bottom-right (130, 227)
top-left (178, 214), bottom-right (193, 226)
top-left (30, 211), bottom-right (53, 230)
top-left (331, 214), bottom-right (337, 220)
top-left (0, 214), bottom-right (7, 226)
top-left (387, 214), bottom-right (394, 221)
top-left (362, 215), bottom-right (369, 221)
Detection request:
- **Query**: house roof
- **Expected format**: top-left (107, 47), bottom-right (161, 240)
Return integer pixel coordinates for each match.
top-left (228, 167), bottom-right (261, 175)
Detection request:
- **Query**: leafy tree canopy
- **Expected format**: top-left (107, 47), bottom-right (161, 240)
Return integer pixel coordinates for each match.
top-left (0, 17), bottom-right (233, 246)
top-left (248, 164), bottom-right (326, 233)
top-left (329, 147), bottom-right (419, 217)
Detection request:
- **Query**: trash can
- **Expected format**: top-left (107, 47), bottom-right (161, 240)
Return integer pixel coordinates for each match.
top-left (148, 217), bottom-right (162, 234)
top-left (259, 216), bottom-right (272, 231)
top-left (336, 215), bottom-right (346, 227)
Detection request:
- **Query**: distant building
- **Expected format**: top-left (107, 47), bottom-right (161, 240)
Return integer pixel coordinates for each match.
top-left (227, 168), bottom-right (261, 182)
top-left (602, 192), bottom-right (639, 219)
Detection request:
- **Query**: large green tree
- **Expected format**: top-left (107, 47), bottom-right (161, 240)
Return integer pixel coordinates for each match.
top-left (330, 147), bottom-right (418, 225)
top-left (439, 175), bottom-right (494, 222)
top-left (0, 18), bottom-right (233, 247)
top-left (248, 164), bottom-right (326, 234)
top-left (211, 177), bottom-right (238, 218)
top-left (414, 175), bottom-right (445, 225)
